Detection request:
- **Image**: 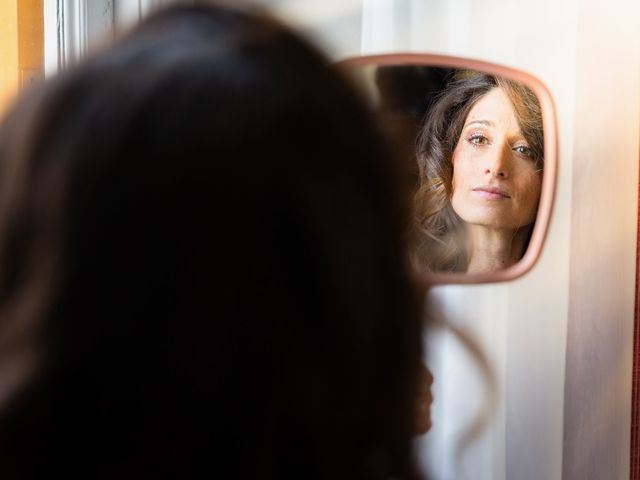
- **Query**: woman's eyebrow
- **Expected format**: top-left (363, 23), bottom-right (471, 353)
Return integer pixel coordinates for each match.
top-left (464, 119), bottom-right (494, 128)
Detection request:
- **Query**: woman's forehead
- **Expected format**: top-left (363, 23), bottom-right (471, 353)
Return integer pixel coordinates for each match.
top-left (464, 87), bottom-right (522, 134)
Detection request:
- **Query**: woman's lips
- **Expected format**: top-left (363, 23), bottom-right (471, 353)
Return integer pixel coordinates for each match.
top-left (472, 187), bottom-right (510, 200)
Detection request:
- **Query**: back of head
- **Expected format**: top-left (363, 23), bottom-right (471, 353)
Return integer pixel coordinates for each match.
top-left (0, 3), bottom-right (422, 479)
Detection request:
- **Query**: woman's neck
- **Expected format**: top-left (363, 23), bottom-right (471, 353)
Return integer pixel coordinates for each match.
top-left (465, 225), bottom-right (530, 274)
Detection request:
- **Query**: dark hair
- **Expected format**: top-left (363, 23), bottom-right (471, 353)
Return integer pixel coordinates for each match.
top-left (0, 4), bottom-right (423, 479)
top-left (411, 71), bottom-right (543, 272)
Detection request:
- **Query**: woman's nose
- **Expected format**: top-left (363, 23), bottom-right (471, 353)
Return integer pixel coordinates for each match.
top-left (484, 143), bottom-right (511, 178)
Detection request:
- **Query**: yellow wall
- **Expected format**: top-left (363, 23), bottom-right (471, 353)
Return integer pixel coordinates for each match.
top-left (0, 2), bottom-right (19, 114)
top-left (0, 0), bottom-right (43, 115)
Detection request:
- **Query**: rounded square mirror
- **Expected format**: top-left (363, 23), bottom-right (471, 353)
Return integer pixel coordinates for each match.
top-left (338, 54), bottom-right (557, 285)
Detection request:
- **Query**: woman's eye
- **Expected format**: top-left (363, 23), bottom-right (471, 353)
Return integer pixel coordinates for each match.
top-left (513, 145), bottom-right (532, 157)
top-left (468, 134), bottom-right (488, 146)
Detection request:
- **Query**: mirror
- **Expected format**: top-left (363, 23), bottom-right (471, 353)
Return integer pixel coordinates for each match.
top-left (338, 55), bottom-right (557, 284)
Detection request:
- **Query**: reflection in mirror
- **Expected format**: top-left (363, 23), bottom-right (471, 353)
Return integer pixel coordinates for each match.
top-left (346, 64), bottom-right (545, 277)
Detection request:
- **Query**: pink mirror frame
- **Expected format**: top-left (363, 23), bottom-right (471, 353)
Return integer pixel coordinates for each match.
top-left (337, 53), bottom-right (558, 286)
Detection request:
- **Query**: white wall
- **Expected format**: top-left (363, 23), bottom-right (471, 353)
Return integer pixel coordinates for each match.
top-left (563, 0), bottom-right (639, 477)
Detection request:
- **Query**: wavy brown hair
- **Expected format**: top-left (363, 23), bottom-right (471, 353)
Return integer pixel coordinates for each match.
top-left (411, 71), bottom-right (543, 273)
top-left (0, 3), bottom-right (423, 479)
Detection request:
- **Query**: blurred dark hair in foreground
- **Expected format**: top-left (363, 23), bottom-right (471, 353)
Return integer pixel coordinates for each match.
top-left (0, 2), bottom-right (423, 479)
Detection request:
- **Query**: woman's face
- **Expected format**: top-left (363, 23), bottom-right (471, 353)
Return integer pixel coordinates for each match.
top-left (450, 87), bottom-right (542, 231)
